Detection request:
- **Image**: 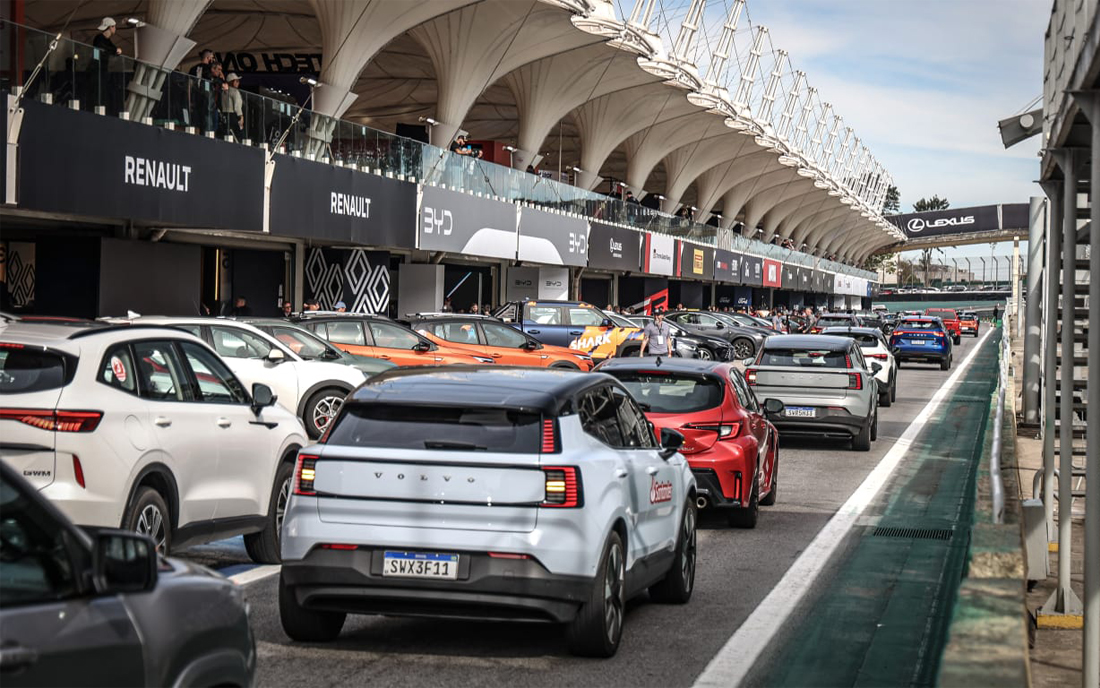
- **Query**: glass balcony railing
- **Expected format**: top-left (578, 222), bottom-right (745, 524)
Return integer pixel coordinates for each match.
top-left (1, 18), bottom-right (876, 281)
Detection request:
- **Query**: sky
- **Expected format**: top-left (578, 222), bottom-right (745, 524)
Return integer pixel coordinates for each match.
top-left (689, 0), bottom-right (1050, 274)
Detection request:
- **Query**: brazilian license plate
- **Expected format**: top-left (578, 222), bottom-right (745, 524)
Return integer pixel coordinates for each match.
top-left (382, 551), bottom-right (459, 580)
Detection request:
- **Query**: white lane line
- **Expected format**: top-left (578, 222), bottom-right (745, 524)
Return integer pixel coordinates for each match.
top-left (229, 564), bottom-right (281, 586)
top-left (693, 329), bottom-right (995, 688)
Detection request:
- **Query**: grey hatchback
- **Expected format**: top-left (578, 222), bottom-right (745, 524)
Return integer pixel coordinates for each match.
top-left (744, 335), bottom-right (881, 451)
top-left (0, 462), bottom-right (255, 687)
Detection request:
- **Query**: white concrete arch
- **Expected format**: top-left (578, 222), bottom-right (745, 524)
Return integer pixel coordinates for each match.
top-left (409, 0), bottom-right (603, 147)
top-left (739, 170), bottom-right (811, 238)
top-left (758, 184), bottom-right (826, 241)
top-left (620, 112), bottom-right (730, 195)
top-left (502, 43), bottom-right (664, 170)
top-left (783, 197), bottom-right (848, 247)
top-left (799, 209), bottom-right (856, 253)
top-left (693, 150), bottom-right (782, 218)
top-left (713, 164), bottom-right (799, 231)
top-left (659, 132), bottom-right (757, 212)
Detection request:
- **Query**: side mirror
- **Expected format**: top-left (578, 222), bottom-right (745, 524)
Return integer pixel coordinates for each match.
top-left (742, 357), bottom-right (756, 366)
top-left (266, 347), bottom-right (286, 363)
top-left (601, 318), bottom-right (613, 327)
top-left (763, 398), bottom-right (784, 414)
top-left (870, 362), bottom-right (883, 374)
top-left (658, 427), bottom-right (685, 460)
top-left (414, 341), bottom-right (432, 352)
top-left (522, 339), bottom-right (541, 350)
top-left (93, 530), bottom-right (158, 594)
top-left (714, 321), bottom-right (725, 329)
top-left (251, 382), bottom-right (276, 414)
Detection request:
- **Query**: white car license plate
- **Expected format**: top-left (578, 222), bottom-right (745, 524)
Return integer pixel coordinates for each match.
top-left (909, 339), bottom-right (926, 346)
top-left (785, 406), bottom-right (815, 418)
top-left (382, 551), bottom-right (459, 580)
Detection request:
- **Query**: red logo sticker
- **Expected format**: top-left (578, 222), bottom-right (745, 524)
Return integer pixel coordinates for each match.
top-left (110, 356), bottom-right (127, 383)
top-left (650, 478), bottom-right (673, 504)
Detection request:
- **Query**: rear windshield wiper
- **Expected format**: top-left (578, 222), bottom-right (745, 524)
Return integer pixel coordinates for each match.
top-left (424, 440), bottom-right (488, 451)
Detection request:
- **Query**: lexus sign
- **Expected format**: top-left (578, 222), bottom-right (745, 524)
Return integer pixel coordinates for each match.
top-left (886, 204), bottom-right (1013, 239)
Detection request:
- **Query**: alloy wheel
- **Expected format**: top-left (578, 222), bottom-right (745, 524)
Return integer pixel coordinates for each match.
top-left (604, 542), bottom-right (625, 643)
top-left (312, 395), bottom-right (343, 434)
top-left (275, 476), bottom-right (292, 533)
top-left (696, 348), bottom-right (713, 361)
top-left (733, 340), bottom-right (754, 359)
top-left (136, 504), bottom-right (167, 553)
top-left (681, 507), bottom-right (697, 593)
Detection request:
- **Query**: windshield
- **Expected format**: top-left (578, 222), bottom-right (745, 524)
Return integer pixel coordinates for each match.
top-left (610, 372), bottom-right (723, 414)
top-left (270, 325), bottom-right (339, 360)
top-left (898, 319), bottom-right (943, 330)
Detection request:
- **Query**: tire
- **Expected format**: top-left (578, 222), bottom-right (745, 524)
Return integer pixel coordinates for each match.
top-left (695, 347), bottom-right (713, 361)
top-left (852, 417), bottom-right (872, 451)
top-left (732, 338), bottom-right (755, 360)
top-left (566, 531), bottom-right (626, 657)
top-left (125, 487), bottom-right (172, 555)
top-left (940, 356), bottom-right (951, 371)
top-left (759, 450), bottom-right (778, 506)
top-left (245, 460), bottom-right (294, 564)
top-left (953, 335), bottom-right (961, 345)
top-left (304, 387), bottom-right (346, 439)
top-left (870, 408), bottom-right (878, 442)
top-left (879, 377), bottom-right (892, 408)
top-left (279, 574), bottom-right (346, 642)
top-left (727, 478), bottom-right (759, 529)
top-left (550, 361), bottom-right (580, 370)
top-left (891, 378), bottom-right (898, 403)
top-left (649, 502), bottom-right (697, 604)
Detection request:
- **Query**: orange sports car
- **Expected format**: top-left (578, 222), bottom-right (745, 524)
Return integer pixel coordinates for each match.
top-left (408, 315), bottom-right (595, 370)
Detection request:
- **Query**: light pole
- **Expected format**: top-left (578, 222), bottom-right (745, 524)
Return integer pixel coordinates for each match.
top-left (953, 258), bottom-right (959, 286)
top-left (990, 242), bottom-right (996, 287)
top-left (980, 257), bottom-right (987, 286)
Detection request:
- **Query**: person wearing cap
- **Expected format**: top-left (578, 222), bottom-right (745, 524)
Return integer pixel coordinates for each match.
top-left (92, 18), bottom-right (122, 114)
top-left (220, 72), bottom-right (243, 139)
top-left (334, 301), bottom-right (347, 313)
top-left (94, 18), bottom-right (122, 56)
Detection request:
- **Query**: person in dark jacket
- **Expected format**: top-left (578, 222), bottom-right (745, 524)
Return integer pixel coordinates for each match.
top-left (92, 18), bottom-right (122, 113)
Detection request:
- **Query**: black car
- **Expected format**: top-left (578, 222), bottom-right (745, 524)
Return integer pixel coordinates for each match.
top-left (0, 462), bottom-right (255, 687)
top-left (627, 314), bottom-right (733, 361)
top-left (664, 311), bottom-right (767, 360)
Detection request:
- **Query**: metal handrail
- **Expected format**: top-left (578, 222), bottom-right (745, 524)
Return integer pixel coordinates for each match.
top-left (990, 299), bottom-right (1010, 524)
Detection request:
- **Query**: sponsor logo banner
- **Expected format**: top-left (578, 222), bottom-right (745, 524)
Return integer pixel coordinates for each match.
top-left (270, 155), bottom-right (417, 247)
top-left (781, 263), bottom-right (797, 290)
top-left (742, 255), bottom-right (764, 287)
top-left (18, 99), bottom-right (263, 230)
top-left (763, 259), bottom-right (782, 288)
top-left (538, 267), bottom-right (570, 300)
top-left (799, 267), bottom-right (812, 292)
top-left (517, 208), bottom-right (588, 267)
top-left (713, 249), bottom-right (742, 284)
top-left (588, 222), bottom-right (643, 271)
top-left (642, 233), bottom-right (676, 276)
top-left (678, 241), bottom-right (714, 279)
top-left (887, 204), bottom-right (1000, 239)
top-left (506, 266), bottom-right (539, 302)
top-left (650, 478), bottom-right (673, 504)
top-left (420, 186), bottom-right (518, 259)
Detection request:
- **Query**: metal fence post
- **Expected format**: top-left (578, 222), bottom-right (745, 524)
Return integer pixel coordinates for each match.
top-left (1038, 179), bottom-right (1063, 546)
top-left (1023, 197), bottom-right (1045, 423)
top-left (1041, 148), bottom-right (1084, 618)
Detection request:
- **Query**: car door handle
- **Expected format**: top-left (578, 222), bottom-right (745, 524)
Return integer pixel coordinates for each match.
top-left (0, 644), bottom-right (39, 672)
top-left (569, 330), bottom-right (583, 335)
top-left (528, 329), bottom-right (541, 335)
top-left (646, 466), bottom-right (660, 476)
top-left (615, 469), bottom-right (629, 479)
top-left (217, 417), bottom-right (232, 428)
top-left (491, 352), bottom-right (503, 357)
top-left (153, 416), bottom-right (172, 428)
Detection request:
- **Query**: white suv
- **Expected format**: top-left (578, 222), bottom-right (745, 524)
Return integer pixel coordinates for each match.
top-left (820, 326), bottom-right (898, 407)
top-left (122, 317), bottom-right (368, 438)
top-left (279, 367), bottom-right (697, 657)
top-left (0, 321), bottom-right (307, 562)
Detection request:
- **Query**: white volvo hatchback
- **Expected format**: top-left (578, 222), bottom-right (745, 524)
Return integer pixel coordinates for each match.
top-left (279, 367), bottom-right (698, 657)
top-left (0, 321), bottom-right (307, 562)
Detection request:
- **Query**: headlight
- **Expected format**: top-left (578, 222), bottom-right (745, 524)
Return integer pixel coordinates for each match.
top-left (473, 356), bottom-right (495, 363)
top-left (573, 353), bottom-right (592, 361)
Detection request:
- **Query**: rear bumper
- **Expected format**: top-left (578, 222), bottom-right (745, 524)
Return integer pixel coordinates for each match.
top-left (893, 346), bottom-right (949, 362)
top-left (765, 408), bottom-right (867, 438)
top-left (684, 442), bottom-right (752, 506)
top-left (281, 547), bottom-right (592, 623)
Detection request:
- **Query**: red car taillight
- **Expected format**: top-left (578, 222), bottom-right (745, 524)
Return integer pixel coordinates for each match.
top-left (745, 369), bottom-right (757, 385)
top-left (867, 353), bottom-right (889, 360)
top-left (684, 422), bottom-right (742, 439)
top-left (73, 455), bottom-right (86, 489)
top-left (847, 373), bottom-right (863, 390)
top-left (294, 454), bottom-right (318, 495)
top-left (541, 418), bottom-right (559, 453)
top-left (0, 409), bottom-right (102, 432)
top-left (541, 466), bottom-right (581, 507)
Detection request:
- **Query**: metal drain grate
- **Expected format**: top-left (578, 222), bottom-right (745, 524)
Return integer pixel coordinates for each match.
top-left (872, 526), bottom-right (954, 541)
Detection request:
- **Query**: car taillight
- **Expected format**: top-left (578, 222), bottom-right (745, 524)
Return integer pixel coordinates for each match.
top-left (294, 454), bottom-right (318, 495)
top-left (745, 369), bottom-right (757, 385)
top-left (867, 353), bottom-right (889, 360)
top-left (73, 455), bottom-right (85, 489)
top-left (320, 543), bottom-right (359, 550)
top-left (541, 418), bottom-right (559, 453)
top-left (732, 471), bottom-right (743, 501)
top-left (685, 422), bottom-right (741, 439)
top-left (0, 409), bottom-right (102, 432)
top-left (541, 466), bottom-right (581, 507)
top-left (847, 373), bottom-right (862, 390)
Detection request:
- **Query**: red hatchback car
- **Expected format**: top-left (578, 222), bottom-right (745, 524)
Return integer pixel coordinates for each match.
top-left (597, 357), bottom-right (780, 528)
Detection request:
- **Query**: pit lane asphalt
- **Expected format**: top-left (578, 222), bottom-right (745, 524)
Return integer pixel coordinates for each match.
top-left (180, 333), bottom-right (985, 688)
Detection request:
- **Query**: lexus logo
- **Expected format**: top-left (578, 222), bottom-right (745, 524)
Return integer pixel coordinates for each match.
top-left (423, 207), bottom-right (453, 235)
top-left (907, 215), bottom-right (974, 233)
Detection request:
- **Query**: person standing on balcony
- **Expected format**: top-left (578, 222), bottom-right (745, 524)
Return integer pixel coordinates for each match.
top-left (221, 73), bottom-right (244, 140)
top-left (93, 18), bottom-right (121, 56)
top-left (92, 18), bottom-right (121, 114)
top-left (208, 62), bottom-right (227, 135)
top-left (188, 49), bottom-right (214, 131)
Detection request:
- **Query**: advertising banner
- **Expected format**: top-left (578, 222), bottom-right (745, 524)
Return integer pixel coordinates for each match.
top-left (303, 247), bottom-right (391, 313)
top-left (420, 186), bottom-right (518, 259)
top-left (763, 259), bottom-right (782, 288)
top-left (517, 208), bottom-right (588, 266)
top-left (588, 222), bottom-right (643, 271)
top-left (270, 155), bottom-right (417, 247)
top-left (1001, 203), bottom-right (1030, 232)
top-left (887, 204), bottom-right (999, 239)
top-left (742, 254), bottom-right (763, 287)
top-left (506, 266), bottom-right (540, 302)
top-left (798, 267), bottom-right (812, 292)
top-left (781, 263), bottom-right (797, 290)
top-left (642, 233), bottom-right (676, 276)
top-left (713, 249), bottom-right (742, 284)
top-left (678, 241), bottom-right (714, 280)
top-left (18, 99), bottom-right (263, 230)
top-left (538, 267), bottom-right (570, 300)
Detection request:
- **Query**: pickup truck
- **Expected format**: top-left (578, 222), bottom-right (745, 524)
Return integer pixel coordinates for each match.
top-left (924, 308), bottom-right (962, 344)
top-left (494, 300), bottom-right (643, 360)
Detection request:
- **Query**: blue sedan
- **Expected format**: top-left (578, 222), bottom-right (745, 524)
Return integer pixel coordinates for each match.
top-left (889, 316), bottom-right (953, 370)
